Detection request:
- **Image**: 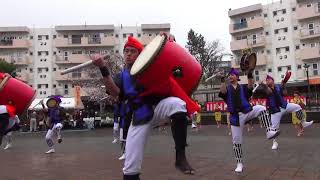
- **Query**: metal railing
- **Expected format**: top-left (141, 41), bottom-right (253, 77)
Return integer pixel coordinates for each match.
top-left (233, 21), bottom-right (248, 30)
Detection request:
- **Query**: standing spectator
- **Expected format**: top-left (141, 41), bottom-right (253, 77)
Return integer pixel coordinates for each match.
top-left (214, 106), bottom-right (222, 128)
top-left (291, 91), bottom-right (305, 136)
top-left (29, 111), bottom-right (37, 132)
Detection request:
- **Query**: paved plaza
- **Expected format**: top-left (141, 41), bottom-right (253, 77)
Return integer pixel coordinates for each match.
top-left (0, 124), bottom-right (320, 180)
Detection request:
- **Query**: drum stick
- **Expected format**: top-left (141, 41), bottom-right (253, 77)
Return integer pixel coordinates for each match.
top-left (60, 60), bottom-right (93, 75)
top-left (205, 74), bottom-right (217, 82)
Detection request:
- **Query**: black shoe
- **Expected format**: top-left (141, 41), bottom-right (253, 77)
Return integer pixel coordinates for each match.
top-left (58, 138), bottom-right (62, 144)
top-left (175, 150), bottom-right (195, 175)
top-left (123, 174), bottom-right (140, 180)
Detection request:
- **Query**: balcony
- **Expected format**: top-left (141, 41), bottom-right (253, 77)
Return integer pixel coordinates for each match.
top-left (296, 5), bottom-right (320, 20)
top-left (0, 39), bottom-right (30, 49)
top-left (230, 36), bottom-right (266, 51)
top-left (300, 47), bottom-right (320, 61)
top-left (139, 35), bottom-right (156, 45)
top-left (232, 53), bottom-right (267, 68)
top-left (54, 37), bottom-right (116, 48)
top-left (55, 54), bottom-right (90, 64)
top-left (16, 72), bottom-right (33, 82)
top-left (229, 17), bottom-right (264, 34)
top-left (300, 26), bottom-right (320, 40)
top-left (0, 55), bottom-right (31, 65)
top-left (55, 71), bottom-right (98, 81)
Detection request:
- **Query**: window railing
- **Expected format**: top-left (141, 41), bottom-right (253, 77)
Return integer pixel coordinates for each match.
top-left (88, 37), bottom-right (101, 44)
top-left (233, 21), bottom-right (248, 30)
top-left (0, 40), bottom-right (13, 46)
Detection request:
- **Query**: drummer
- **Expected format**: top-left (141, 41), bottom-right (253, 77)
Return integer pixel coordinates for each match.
top-left (91, 35), bottom-right (194, 180)
top-left (218, 68), bottom-right (279, 173)
top-left (264, 75), bottom-right (313, 150)
top-left (0, 100), bottom-right (20, 146)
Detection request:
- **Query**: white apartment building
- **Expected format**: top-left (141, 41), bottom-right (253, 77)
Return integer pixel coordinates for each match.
top-left (0, 24), bottom-right (170, 99)
top-left (228, 0), bottom-right (320, 87)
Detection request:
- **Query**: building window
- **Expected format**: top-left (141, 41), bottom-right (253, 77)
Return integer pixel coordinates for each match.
top-left (53, 84), bottom-right (56, 88)
top-left (255, 76), bottom-right (259, 81)
top-left (38, 52), bottom-right (41, 56)
top-left (265, 31), bottom-right (269, 35)
top-left (45, 84), bottom-right (48, 88)
top-left (138, 33), bottom-right (141, 37)
top-left (38, 35), bottom-right (42, 40)
top-left (280, 56), bottom-right (283, 59)
top-left (38, 84), bottom-right (41, 88)
top-left (40, 91), bottom-right (42, 95)
top-left (314, 70), bottom-right (318, 76)
top-left (30, 36), bottom-right (33, 40)
top-left (288, 65), bottom-right (291, 70)
top-left (278, 67), bottom-right (282, 72)
top-left (30, 68), bottom-right (33, 72)
top-left (45, 51), bottom-right (49, 56)
top-left (284, 27), bottom-right (288, 32)
top-left (30, 52), bottom-right (33, 56)
top-left (292, 7), bottom-right (296, 11)
top-left (285, 47), bottom-right (290, 52)
top-left (264, 14), bottom-right (268, 17)
top-left (149, 34), bottom-right (152, 36)
top-left (63, 35), bottom-right (68, 38)
top-left (129, 33), bottom-right (134, 37)
top-left (284, 55), bottom-right (287, 59)
top-left (297, 65), bottom-right (302, 69)
top-left (64, 90), bottom-right (68, 95)
top-left (307, 4), bottom-right (312, 8)
top-left (274, 29), bottom-right (279, 34)
top-left (294, 26), bottom-right (298, 30)
top-left (65, 84), bottom-right (68, 89)
top-left (255, 71), bottom-right (259, 75)
top-left (123, 34), bottom-right (127, 38)
top-left (46, 35), bottom-right (49, 40)
top-left (44, 91), bottom-right (46, 95)
top-left (276, 48), bottom-right (281, 54)
top-left (273, 11), bottom-right (277, 16)
top-left (53, 68), bottom-right (56, 71)
top-left (268, 68), bottom-right (272, 72)
top-left (267, 50), bottom-right (271, 54)
top-left (282, 9), bottom-right (286, 14)
top-left (281, 17), bottom-right (284, 21)
top-left (313, 63), bottom-right (317, 69)
top-left (53, 35), bottom-right (56, 39)
top-left (115, 34), bottom-right (119, 38)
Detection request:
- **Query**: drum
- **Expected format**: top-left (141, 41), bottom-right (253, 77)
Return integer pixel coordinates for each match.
top-left (0, 73), bottom-right (36, 115)
top-left (252, 83), bottom-right (271, 99)
top-left (240, 52), bottom-right (257, 72)
top-left (130, 34), bottom-right (202, 95)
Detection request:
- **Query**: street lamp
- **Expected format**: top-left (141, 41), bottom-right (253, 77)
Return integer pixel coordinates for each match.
top-left (303, 63), bottom-right (311, 109)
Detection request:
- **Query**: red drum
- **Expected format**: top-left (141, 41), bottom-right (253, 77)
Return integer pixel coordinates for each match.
top-left (131, 34), bottom-right (202, 95)
top-left (130, 34), bottom-right (202, 114)
top-left (0, 73), bottom-right (36, 115)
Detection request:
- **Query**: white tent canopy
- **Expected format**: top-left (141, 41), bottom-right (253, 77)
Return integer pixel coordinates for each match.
top-left (28, 97), bottom-right (84, 110)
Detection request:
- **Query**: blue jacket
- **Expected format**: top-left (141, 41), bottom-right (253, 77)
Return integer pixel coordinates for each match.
top-left (266, 85), bottom-right (287, 114)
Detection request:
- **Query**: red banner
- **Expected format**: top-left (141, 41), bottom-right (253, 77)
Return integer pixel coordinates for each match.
top-left (206, 96), bottom-right (305, 112)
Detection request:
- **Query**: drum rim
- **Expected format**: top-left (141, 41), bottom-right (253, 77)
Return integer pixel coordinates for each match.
top-left (130, 34), bottom-right (167, 76)
top-left (0, 74), bottom-right (10, 92)
top-left (46, 98), bottom-right (58, 108)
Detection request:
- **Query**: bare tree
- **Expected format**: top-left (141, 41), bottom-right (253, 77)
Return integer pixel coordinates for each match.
top-left (66, 52), bottom-right (124, 105)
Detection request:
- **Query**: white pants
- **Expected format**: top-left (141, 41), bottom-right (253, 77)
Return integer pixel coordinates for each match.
top-left (30, 118), bottom-right (37, 132)
top-left (231, 105), bottom-right (266, 144)
top-left (45, 123), bottom-right (63, 148)
top-left (271, 103), bottom-right (302, 130)
top-left (123, 97), bottom-right (187, 175)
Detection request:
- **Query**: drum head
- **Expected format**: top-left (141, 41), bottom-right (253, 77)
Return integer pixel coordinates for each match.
top-left (46, 98), bottom-right (57, 108)
top-left (130, 35), bottom-right (166, 76)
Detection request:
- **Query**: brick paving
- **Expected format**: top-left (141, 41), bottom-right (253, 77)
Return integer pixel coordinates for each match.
top-left (0, 124), bottom-right (320, 180)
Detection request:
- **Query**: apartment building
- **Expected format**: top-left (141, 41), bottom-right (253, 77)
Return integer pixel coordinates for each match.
top-left (0, 24), bottom-right (170, 99)
top-left (228, 0), bottom-right (320, 82)
top-left (228, 0), bottom-right (320, 105)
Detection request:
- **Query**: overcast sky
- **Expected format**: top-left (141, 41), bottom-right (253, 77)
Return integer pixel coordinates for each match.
top-left (1, 0), bottom-right (271, 52)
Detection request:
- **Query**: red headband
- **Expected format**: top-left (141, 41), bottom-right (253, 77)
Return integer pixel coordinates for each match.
top-left (124, 36), bottom-right (143, 53)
